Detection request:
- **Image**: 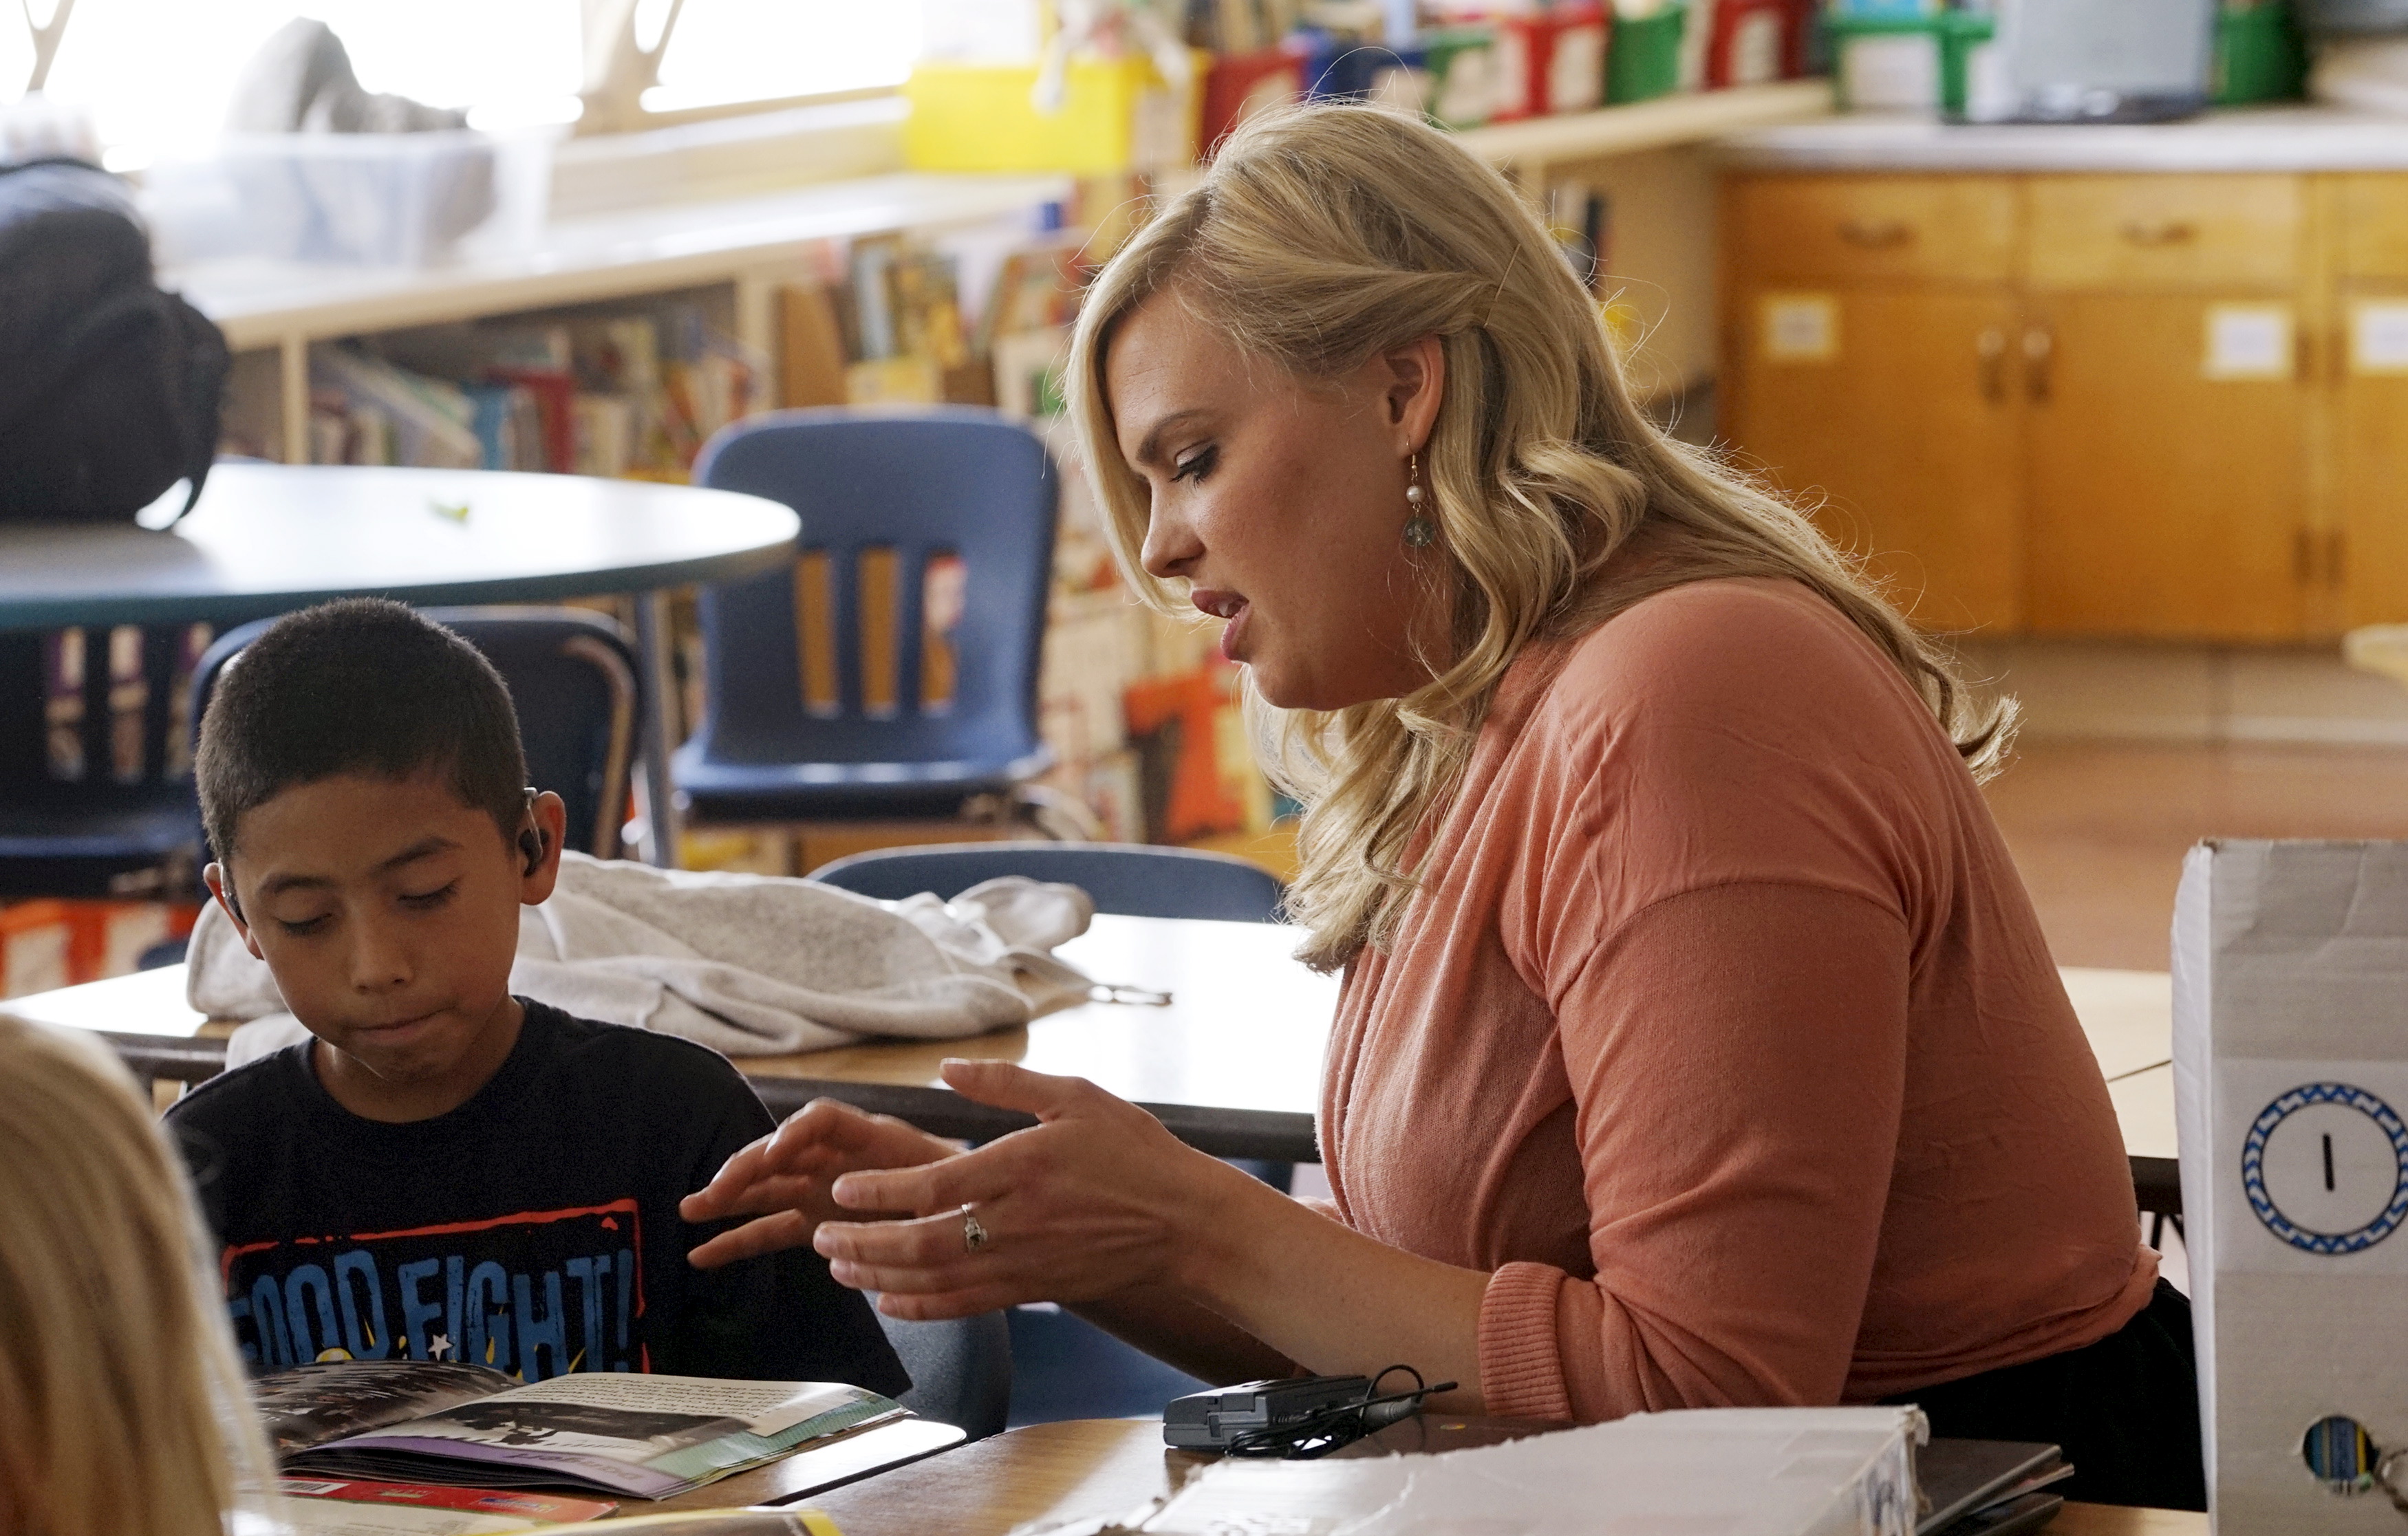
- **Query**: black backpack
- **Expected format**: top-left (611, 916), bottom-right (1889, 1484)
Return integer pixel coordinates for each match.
top-left (0, 158), bottom-right (229, 525)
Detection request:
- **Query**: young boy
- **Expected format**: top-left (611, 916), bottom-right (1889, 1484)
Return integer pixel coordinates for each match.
top-left (166, 598), bottom-right (907, 1394)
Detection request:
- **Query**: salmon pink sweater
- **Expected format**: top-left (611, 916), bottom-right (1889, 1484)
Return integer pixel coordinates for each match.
top-left (1319, 578), bottom-right (2157, 1423)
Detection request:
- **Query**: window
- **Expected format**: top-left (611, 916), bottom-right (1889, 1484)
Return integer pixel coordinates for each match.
top-left (10, 0), bottom-right (921, 169)
top-left (645, 0), bottom-right (923, 116)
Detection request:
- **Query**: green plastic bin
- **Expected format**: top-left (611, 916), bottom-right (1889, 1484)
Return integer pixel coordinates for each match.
top-left (1607, 6), bottom-right (1687, 105)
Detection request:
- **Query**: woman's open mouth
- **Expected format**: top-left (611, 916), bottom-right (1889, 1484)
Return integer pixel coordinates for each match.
top-left (1193, 589), bottom-right (1250, 662)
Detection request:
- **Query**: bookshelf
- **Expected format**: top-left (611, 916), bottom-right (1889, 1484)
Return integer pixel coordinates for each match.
top-left (171, 171), bottom-right (1073, 465)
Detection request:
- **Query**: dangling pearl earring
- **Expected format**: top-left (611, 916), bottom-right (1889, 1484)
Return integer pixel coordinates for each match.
top-left (1402, 451), bottom-right (1437, 549)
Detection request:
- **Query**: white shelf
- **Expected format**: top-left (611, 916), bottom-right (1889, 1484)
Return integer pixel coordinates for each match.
top-left (1716, 105), bottom-right (2408, 173)
top-left (168, 170), bottom-right (1075, 354)
top-left (1455, 80), bottom-right (1834, 171)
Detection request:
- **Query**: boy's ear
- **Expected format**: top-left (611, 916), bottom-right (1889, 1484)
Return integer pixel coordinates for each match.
top-left (517, 790), bottom-right (570, 905)
top-left (202, 863), bottom-right (268, 962)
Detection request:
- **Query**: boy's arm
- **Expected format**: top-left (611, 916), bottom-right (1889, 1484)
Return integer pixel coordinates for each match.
top-left (667, 1090), bottom-right (912, 1396)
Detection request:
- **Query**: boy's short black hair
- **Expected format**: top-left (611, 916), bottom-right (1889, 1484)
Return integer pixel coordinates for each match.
top-left (197, 598), bottom-right (528, 865)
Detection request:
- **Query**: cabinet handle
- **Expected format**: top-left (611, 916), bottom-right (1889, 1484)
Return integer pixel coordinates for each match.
top-left (1977, 327), bottom-right (2008, 403)
top-left (1837, 218), bottom-right (1914, 248)
top-left (2295, 528), bottom-right (2316, 585)
top-left (2119, 219), bottom-right (2199, 248)
top-left (2328, 529), bottom-right (2347, 589)
top-left (2022, 326), bottom-right (2053, 404)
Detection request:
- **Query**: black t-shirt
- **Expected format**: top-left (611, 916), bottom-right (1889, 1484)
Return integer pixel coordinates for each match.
top-left (166, 999), bottom-right (906, 1396)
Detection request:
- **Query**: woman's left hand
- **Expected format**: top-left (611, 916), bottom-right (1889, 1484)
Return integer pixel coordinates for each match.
top-left (813, 1058), bottom-right (1237, 1320)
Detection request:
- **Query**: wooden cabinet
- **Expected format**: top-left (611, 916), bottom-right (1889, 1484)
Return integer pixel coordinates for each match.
top-left (1721, 176), bottom-right (2023, 630)
top-left (1723, 169), bottom-right (2391, 641)
top-left (2334, 176), bottom-right (2408, 627)
top-left (2023, 293), bottom-right (2308, 638)
top-left (1732, 289), bottom-right (2023, 630)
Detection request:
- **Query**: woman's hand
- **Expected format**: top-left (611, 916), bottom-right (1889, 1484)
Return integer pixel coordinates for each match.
top-left (681, 1097), bottom-right (957, 1269)
top-left (808, 1059), bottom-right (1245, 1321)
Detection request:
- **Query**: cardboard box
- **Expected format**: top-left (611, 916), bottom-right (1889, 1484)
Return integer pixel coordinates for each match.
top-left (2174, 840), bottom-right (2408, 1530)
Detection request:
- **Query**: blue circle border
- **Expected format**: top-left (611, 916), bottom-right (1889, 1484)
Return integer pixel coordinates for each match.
top-left (2241, 1083), bottom-right (2408, 1255)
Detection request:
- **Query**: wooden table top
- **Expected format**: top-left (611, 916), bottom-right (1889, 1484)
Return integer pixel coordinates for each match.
top-left (782, 1417), bottom-right (2205, 1536)
top-left (12, 926), bottom-right (2176, 1165)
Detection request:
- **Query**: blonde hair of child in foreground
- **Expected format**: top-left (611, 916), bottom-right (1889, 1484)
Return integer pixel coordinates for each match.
top-left (0, 1014), bottom-right (279, 1536)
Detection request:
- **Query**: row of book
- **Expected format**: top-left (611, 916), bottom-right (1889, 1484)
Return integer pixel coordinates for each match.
top-left (307, 307), bottom-right (758, 479)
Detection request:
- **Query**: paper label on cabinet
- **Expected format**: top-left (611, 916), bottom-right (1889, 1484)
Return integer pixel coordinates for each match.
top-left (2350, 301), bottom-right (2408, 376)
top-left (1759, 293), bottom-right (1838, 364)
top-left (2202, 304), bottom-right (2293, 381)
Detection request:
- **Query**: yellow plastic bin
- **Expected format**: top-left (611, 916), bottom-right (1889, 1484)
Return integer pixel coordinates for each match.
top-left (905, 54), bottom-right (1202, 175)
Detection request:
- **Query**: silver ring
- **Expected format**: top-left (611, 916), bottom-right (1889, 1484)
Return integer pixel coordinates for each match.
top-left (960, 1204), bottom-right (989, 1255)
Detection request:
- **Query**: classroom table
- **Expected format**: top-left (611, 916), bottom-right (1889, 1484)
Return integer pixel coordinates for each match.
top-left (769, 1416), bottom-right (2207, 1536)
top-left (0, 462), bottom-right (800, 867)
top-left (12, 918), bottom-right (2178, 1184)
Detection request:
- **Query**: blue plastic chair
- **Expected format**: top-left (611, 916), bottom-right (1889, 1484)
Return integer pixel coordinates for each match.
top-left (807, 841), bottom-right (1285, 923)
top-left (676, 409), bottom-right (1057, 825)
top-left (812, 839), bottom-right (1286, 1427)
top-left (877, 1310), bottom-right (1013, 1442)
top-left (0, 624), bottom-right (211, 898)
top-left (192, 607), bottom-right (644, 861)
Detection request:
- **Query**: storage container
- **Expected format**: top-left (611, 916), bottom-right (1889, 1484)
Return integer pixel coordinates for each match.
top-left (1703, 0), bottom-right (1800, 87)
top-left (145, 127), bottom-right (552, 268)
top-left (1492, 5), bottom-right (1609, 119)
top-left (1421, 26), bottom-right (1505, 128)
top-left (1828, 14), bottom-right (1944, 111)
top-left (1606, 2), bottom-right (1688, 102)
top-left (2215, 1), bottom-right (2309, 102)
top-left (904, 53), bottom-right (1201, 175)
top-left (1201, 45), bottom-right (1306, 153)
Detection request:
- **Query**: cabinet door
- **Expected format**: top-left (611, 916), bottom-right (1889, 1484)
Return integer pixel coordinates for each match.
top-left (2341, 287), bottom-right (2408, 626)
top-left (1726, 288), bottom-right (2023, 631)
top-left (2025, 294), bottom-right (2306, 639)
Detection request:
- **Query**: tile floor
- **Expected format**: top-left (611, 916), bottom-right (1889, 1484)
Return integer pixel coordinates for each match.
top-left (1982, 740), bottom-right (2408, 972)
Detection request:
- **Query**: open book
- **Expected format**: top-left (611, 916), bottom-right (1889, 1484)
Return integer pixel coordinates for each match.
top-left (256, 1361), bottom-right (903, 1499)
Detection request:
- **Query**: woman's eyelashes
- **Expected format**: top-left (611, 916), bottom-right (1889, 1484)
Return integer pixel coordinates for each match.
top-left (1170, 444), bottom-right (1218, 484)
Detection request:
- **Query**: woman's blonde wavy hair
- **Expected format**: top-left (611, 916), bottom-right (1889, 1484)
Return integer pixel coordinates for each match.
top-left (1068, 101), bottom-right (2011, 971)
top-left (0, 1015), bottom-right (280, 1536)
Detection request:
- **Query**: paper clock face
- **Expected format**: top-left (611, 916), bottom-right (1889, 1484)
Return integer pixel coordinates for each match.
top-left (2242, 1083), bottom-right (2408, 1255)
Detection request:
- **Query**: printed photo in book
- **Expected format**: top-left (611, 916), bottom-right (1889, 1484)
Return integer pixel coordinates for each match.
top-left (256, 1361), bottom-right (903, 1499)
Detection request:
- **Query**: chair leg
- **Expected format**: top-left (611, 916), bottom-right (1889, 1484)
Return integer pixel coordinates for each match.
top-left (1011, 783), bottom-right (1102, 842)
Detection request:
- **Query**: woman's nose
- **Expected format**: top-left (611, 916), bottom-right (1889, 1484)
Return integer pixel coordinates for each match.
top-left (1140, 499), bottom-right (1203, 581)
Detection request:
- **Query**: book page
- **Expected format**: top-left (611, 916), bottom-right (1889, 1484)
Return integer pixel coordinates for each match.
top-left (257, 1363), bottom-right (522, 1455)
top-left (478, 1376), bottom-right (872, 1437)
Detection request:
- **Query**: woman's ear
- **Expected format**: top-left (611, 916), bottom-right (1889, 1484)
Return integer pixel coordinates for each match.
top-left (1381, 334), bottom-right (1448, 455)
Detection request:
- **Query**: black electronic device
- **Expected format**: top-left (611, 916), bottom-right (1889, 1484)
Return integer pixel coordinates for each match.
top-left (1163, 1370), bottom-right (1450, 1457)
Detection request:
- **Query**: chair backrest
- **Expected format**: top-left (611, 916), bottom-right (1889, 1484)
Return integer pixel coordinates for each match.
top-left (809, 841), bottom-right (1286, 923)
top-left (689, 409), bottom-right (1057, 770)
top-left (877, 1310), bottom-right (1012, 1442)
top-left (0, 621), bottom-right (213, 806)
top-left (190, 607), bottom-right (642, 860)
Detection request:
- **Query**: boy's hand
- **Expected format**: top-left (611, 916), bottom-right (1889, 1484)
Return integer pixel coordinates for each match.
top-left (683, 1098), bottom-right (956, 1269)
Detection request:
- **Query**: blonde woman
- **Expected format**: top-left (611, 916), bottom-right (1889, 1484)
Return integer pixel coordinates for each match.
top-left (0, 1016), bottom-right (280, 1536)
top-left (685, 102), bottom-right (2202, 1508)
